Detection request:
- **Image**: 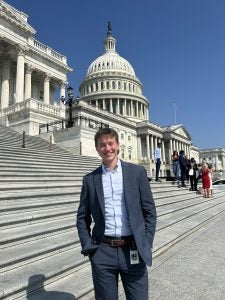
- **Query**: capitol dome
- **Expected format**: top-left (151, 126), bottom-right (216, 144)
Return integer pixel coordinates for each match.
top-left (79, 23), bottom-right (149, 122)
top-left (87, 35), bottom-right (136, 77)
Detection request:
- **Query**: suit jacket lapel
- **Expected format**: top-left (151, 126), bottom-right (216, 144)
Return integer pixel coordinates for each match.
top-left (93, 166), bottom-right (105, 217)
top-left (121, 161), bottom-right (133, 213)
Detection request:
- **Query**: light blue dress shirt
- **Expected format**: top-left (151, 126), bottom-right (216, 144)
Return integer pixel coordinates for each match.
top-left (154, 147), bottom-right (161, 159)
top-left (102, 159), bottom-right (132, 237)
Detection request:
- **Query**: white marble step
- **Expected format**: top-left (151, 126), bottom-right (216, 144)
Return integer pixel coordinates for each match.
top-left (154, 199), bottom-right (225, 256)
top-left (0, 216), bottom-right (76, 247)
top-left (0, 229), bottom-right (79, 272)
top-left (0, 246), bottom-right (88, 300)
top-left (0, 204), bottom-right (77, 229)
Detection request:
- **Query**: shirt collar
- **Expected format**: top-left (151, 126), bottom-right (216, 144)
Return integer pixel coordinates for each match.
top-left (102, 159), bottom-right (121, 174)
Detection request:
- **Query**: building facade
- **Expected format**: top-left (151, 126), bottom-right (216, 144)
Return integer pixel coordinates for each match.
top-left (199, 148), bottom-right (225, 171)
top-left (1, 0), bottom-right (206, 177)
top-left (0, 0), bottom-right (71, 135)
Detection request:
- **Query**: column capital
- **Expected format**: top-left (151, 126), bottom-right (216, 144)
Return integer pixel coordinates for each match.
top-left (25, 64), bottom-right (34, 74)
top-left (59, 81), bottom-right (67, 88)
top-left (16, 45), bottom-right (28, 56)
top-left (43, 73), bottom-right (51, 82)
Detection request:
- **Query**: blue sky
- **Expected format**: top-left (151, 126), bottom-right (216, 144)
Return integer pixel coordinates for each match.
top-left (6, 0), bottom-right (225, 149)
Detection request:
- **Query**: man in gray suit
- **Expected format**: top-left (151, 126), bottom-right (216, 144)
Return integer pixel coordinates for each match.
top-left (77, 128), bottom-right (157, 300)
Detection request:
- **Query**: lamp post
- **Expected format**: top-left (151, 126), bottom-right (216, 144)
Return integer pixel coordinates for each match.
top-left (61, 86), bottom-right (80, 128)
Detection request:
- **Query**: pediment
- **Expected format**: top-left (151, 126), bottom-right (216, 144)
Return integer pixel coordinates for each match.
top-left (174, 126), bottom-right (188, 138)
top-left (164, 124), bottom-right (191, 140)
top-left (0, 1), bottom-right (36, 35)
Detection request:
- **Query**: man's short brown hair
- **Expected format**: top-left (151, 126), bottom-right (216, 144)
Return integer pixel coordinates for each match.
top-left (94, 128), bottom-right (119, 147)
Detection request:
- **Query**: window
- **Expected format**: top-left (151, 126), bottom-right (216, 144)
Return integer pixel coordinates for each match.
top-left (121, 133), bottom-right (124, 139)
top-left (128, 150), bottom-right (132, 160)
top-left (40, 91), bottom-right (43, 99)
top-left (121, 149), bottom-right (125, 159)
top-left (128, 136), bottom-right (131, 141)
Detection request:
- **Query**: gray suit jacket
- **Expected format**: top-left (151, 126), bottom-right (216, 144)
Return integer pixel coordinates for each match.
top-left (76, 161), bottom-right (157, 266)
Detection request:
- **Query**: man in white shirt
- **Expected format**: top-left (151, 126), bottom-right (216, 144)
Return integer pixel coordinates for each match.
top-left (154, 142), bottom-right (162, 182)
top-left (77, 128), bottom-right (157, 300)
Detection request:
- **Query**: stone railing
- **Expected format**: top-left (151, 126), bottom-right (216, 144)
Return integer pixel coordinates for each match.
top-left (80, 101), bottom-right (137, 127)
top-left (0, 98), bottom-right (65, 118)
top-left (28, 38), bottom-right (67, 64)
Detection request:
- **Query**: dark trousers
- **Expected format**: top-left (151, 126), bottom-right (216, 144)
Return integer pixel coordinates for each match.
top-left (190, 175), bottom-right (197, 191)
top-left (90, 243), bottom-right (148, 300)
top-left (155, 158), bottom-right (161, 180)
top-left (180, 168), bottom-right (186, 186)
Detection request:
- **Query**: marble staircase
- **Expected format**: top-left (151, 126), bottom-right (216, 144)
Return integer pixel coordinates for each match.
top-left (0, 125), bottom-right (225, 299)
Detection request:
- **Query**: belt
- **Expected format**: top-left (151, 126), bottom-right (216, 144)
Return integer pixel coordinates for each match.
top-left (103, 235), bottom-right (134, 247)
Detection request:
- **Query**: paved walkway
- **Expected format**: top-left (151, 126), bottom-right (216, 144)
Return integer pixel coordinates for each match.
top-left (148, 212), bottom-right (225, 300)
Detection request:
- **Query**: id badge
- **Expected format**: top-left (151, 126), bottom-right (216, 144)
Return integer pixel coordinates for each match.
top-left (130, 250), bottom-right (140, 264)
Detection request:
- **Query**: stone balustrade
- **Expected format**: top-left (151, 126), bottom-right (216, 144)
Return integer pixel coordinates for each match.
top-left (0, 98), bottom-right (65, 118)
top-left (28, 38), bottom-right (67, 64)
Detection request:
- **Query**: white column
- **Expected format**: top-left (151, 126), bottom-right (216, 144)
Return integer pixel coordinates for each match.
top-left (146, 134), bottom-right (150, 160)
top-left (173, 139), bottom-right (176, 153)
top-left (24, 64), bottom-right (33, 100)
top-left (0, 56), bottom-right (10, 108)
top-left (136, 101), bottom-right (138, 117)
top-left (131, 100), bottom-right (134, 117)
top-left (124, 99), bottom-right (127, 115)
top-left (103, 98), bottom-right (106, 110)
top-left (43, 74), bottom-right (50, 104)
top-left (145, 105), bottom-right (149, 120)
top-left (116, 98), bottom-right (119, 114)
top-left (15, 46), bottom-right (26, 103)
top-left (162, 140), bottom-right (165, 162)
top-left (122, 99), bottom-right (125, 115)
top-left (110, 98), bottom-right (113, 112)
top-left (169, 139), bottom-right (173, 159)
top-left (137, 135), bottom-right (142, 161)
top-left (60, 81), bottom-right (66, 99)
top-left (150, 135), bottom-right (154, 160)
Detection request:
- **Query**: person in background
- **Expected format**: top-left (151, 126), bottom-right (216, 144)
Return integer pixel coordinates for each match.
top-left (171, 150), bottom-right (180, 184)
top-left (188, 158), bottom-right (198, 191)
top-left (208, 164), bottom-right (213, 197)
top-left (77, 128), bottom-right (157, 300)
top-left (154, 142), bottom-right (162, 182)
top-left (201, 163), bottom-right (210, 198)
top-left (185, 157), bottom-right (191, 184)
top-left (178, 150), bottom-right (188, 187)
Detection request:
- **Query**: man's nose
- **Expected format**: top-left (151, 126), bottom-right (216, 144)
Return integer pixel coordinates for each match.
top-left (105, 144), bottom-right (111, 151)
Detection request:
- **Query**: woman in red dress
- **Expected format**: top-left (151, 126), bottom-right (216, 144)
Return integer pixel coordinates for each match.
top-left (201, 164), bottom-right (210, 198)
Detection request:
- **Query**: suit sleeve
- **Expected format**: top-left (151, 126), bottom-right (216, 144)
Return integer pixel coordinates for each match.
top-left (76, 177), bottom-right (97, 255)
top-left (139, 167), bottom-right (157, 248)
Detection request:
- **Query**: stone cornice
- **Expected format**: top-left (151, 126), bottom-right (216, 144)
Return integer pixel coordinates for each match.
top-left (0, 1), bottom-right (36, 35)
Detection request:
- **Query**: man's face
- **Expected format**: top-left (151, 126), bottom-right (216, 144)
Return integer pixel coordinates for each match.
top-left (96, 134), bottom-right (120, 167)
